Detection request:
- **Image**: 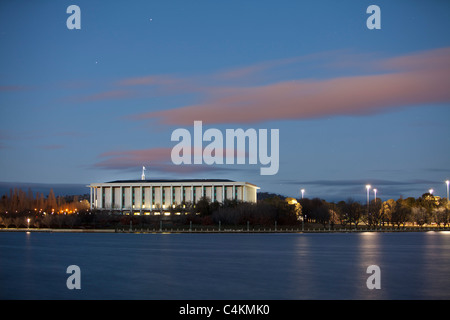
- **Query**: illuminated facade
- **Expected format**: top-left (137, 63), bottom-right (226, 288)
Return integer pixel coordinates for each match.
top-left (88, 179), bottom-right (259, 214)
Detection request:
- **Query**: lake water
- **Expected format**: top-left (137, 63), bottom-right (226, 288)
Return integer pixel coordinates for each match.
top-left (1, 231), bottom-right (449, 300)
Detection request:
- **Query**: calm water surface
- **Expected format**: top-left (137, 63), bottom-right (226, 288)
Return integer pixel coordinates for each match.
top-left (1, 231), bottom-right (449, 299)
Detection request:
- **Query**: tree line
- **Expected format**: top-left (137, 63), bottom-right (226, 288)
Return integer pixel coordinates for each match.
top-left (0, 188), bottom-right (90, 214)
top-left (299, 192), bottom-right (449, 228)
top-left (177, 192), bottom-right (449, 229)
top-left (0, 188), bottom-right (449, 229)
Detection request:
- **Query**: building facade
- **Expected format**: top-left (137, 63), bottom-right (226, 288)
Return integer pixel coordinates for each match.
top-left (88, 179), bottom-right (259, 214)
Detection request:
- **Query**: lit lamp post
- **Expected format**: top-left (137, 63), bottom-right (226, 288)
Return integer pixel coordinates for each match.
top-left (366, 185), bottom-right (371, 214)
top-left (301, 189), bottom-right (305, 199)
top-left (300, 188), bottom-right (305, 230)
top-left (373, 188), bottom-right (377, 202)
top-left (27, 218), bottom-right (30, 229)
top-left (429, 189), bottom-right (434, 195)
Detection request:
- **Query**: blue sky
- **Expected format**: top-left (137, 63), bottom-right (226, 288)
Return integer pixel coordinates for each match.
top-left (0, 0), bottom-right (449, 201)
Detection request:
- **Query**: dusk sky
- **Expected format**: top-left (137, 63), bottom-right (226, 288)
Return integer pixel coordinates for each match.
top-left (0, 0), bottom-right (449, 202)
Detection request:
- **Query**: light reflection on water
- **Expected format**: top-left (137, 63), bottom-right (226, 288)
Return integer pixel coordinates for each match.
top-left (0, 232), bottom-right (449, 299)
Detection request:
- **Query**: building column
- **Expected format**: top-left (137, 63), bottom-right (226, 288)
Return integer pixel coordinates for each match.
top-left (170, 185), bottom-right (173, 207)
top-left (110, 186), bottom-right (113, 210)
top-left (120, 186), bottom-right (123, 211)
top-left (98, 186), bottom-right (103, 209)
top-left (90, 186), bottom-right (93, 210)
top-left (160, 185), bottom-right (163, 208)
top-left (140, 185), bottom-right (143, 212)
top-left (243, 185), bottom-right (246, 202)
top-left (222, 185), bottom-right (225, 203)
top-left (233, 185), bottom-right (236, 200)
top-left (150, 186), bottom-right (153, 209)
top-left (191, 185), bottom-right (194, 203)
top-left (130, 185), bottom-right (133, 211)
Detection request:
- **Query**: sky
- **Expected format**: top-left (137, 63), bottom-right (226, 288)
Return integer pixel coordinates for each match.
top-left (0, 0), bottom-right (449, 202)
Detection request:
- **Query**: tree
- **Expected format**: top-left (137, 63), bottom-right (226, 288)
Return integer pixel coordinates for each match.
top-left (335, 201), bottom-right (347, 225)
top-left (326, 202), bottom-right (340, 228)
top-left (402, 197), bottom-right (417, 208)
top-left (0, 216), bottom-right (12, 228)
top-left (36, 192), bottom-right (45, 211)
top-left (10, 188), bottom-right (18, 212)
top-left (196, 196), bottom-right (212, 216)
top-left (338, 199), bottom-right (362, 228)
top-left (46, 189), bottom-right (57, 212)
top-left (17, 189), bottom-right (27, 212)
top-left (0, 194), bottom-right (7, 212)
top-left (410, 207), bottom-right (429, 227)
top-left (313, 205), bottom-right (331, 228)
top-left (391, 200), bottom-right (410, 228)
top-left (285, 198), bottom-right (302, 220)
top-left (363, 198), bottom-right (383, 228)
top-left (41, 214), bottom-right (54, 228)
top-left (27, 188), bottom-right (34, 208)
top-left (13, 216), bottom-right (23, 228)
top-left (300, 197), bottom-right (324, 223)
top-left (381, 199), bottom-right (397, 226)
top-left (433, 207), bottom-right (450, 227)
top-left (263, 196), bottom-right (299, 225)
top-left (417, 193), bottom-right (440, 216)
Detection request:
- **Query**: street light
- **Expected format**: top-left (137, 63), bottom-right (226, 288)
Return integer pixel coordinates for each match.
top-left (429, 189), bottom-right (434, 195)
top-left (301, 189), bottom-right (305, 199)
top-left (366, 185), bottom-right (371, 214)
top-left (373, 188), bottom-right (377, 202)
top-left (27, 218), bottom-right (30, 229)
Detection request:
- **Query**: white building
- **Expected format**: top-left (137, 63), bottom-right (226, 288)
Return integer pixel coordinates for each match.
top-left (88, 179), bottom-right (259, 214)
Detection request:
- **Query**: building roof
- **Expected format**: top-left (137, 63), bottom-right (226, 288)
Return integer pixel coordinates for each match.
top-left (107, 179), bottom-right (235, 183)
top-left (88, 179), bottom-right (259, 188)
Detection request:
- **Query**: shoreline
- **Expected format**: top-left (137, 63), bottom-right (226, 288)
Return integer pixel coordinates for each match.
top-left (1, 227), bottom-right (449, 234)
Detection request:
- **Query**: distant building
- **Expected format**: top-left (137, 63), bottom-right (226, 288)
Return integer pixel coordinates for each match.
top-left (88, 179), bottom-right (259, 214)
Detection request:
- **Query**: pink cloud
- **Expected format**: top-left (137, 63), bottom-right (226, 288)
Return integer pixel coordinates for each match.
top-left (116, 74), bottom-right (211, 100)
top-left (72, 50), bottom-right (345, 105)
top-left (39, 145), bottom-right (64, 150)
top-left (379, 47), bottom-right (450, 72)
top-left (213, 59), bottom-right (294, 81)
top-left (96, 148), bottom-right (171, 169)
top-left (0, 85), bottom-right (31, 92)
top-left (214, 51), bottom-right (344, 80)
top-left (63, 89), bottom-right (136, 103)
top-left (117, 75), bottom-right (180, 86)
top-left (80, 89), bottom-right (134, 102)
top-left (130, 47), bottom-right (450, 125)
top-left (94, 146), bottom-right (249, 173)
